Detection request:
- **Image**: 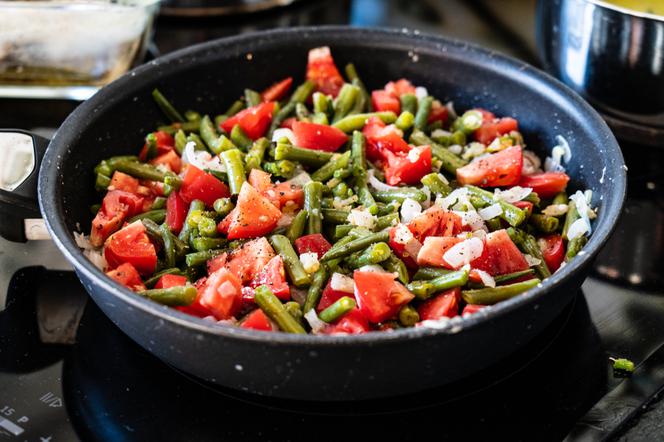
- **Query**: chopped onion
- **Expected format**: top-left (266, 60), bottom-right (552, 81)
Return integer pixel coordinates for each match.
top-left (74, 231), bottom-right (91, 249)
top-left (286, 171), bottom-right (312, 187)
top-left (448, 144), bottom-right (463, 155)
top-left (272, 128), bottom-right (296, 144)
top-left (478, 203), bottom-right (502, 220)
top-left (544, 135), bottom-right (571, 173)
top-left (393, 223), bottom-right (414, 245)
top-left (522, 150), bottom-right (542, 176)
top-left (347, 208), bottom-right (377, 229)
top-left (443, 237), bottom-right (484, 268)
top-left (304, 310), bottom-right (327, 334)
top-left (542, 204), bottom-right (569, 217)
top-left (415, 86), bottom-right (429, 100)
top-left (569, 190), bottom-right (593, 237)
top-left (84, 248), bottom-right (107, 271)
top-left (357, 265), bottom-right (385, 273)
top-left (445, 101), bottom-right (457, 120)
top-left (438, 187), bottom-right (470, 210)
top-left (332, 195), bottom-right (358, 209)
top-left (493, 186), bottom-right (532, 203)
top-left (524, 254), bottom-right (542, 267)
top-left (182, 141), bottom-right (225, 172)
top-left (556, 135), bottom-right (572, 162)
top-left (417, 317), bottom-right (451, 330)
top-left (475, 269), bottom-right (496, 288)
top-left (431, 129), bottom-right (452, 139)
top-left (452, 210), bottom-right (486, 231)
top-left (567, 218), bottom-right (590, 240)
top-left (407, 148), bottom-right (421, 162)
top-left (299, 252), bottom-right (320, 274)
top-left (400, 198), bottom-right (422, 224)
top-left (276, 211), bottom-right (295, 228)
top-left (367, 170), bottom-right (399, 191)
top-left (462, 142), bottom-right (486, 161)
top-left (330, 273), bottom-right (355, 293)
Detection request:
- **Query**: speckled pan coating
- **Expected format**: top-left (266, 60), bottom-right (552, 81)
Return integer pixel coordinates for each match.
top-left (38, 26), bottom-right (626, 401)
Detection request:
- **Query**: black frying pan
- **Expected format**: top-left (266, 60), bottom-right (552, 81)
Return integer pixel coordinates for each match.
top-left (0, 27), bottom-right (626, 401)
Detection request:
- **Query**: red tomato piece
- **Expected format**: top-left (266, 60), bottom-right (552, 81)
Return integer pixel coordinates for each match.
top-left (199, 268), bottom-right (243, 320)
top-left (248, 169), bottom-right (304, 209)
top-left (280, 117), bottom-right (297, 130)
top-left (416, 236), bottom-right (463, 268)
top-left (382, 144), bottom-right (432, 186)
top-left (247, 255), bottom-right (290, 301)
top-left (470, 229), bottom-right (529, 276)
top-left (261, 77), bottom-right (293, 102)
top-left (518, 172), bottom-right (570, 199)
top-left (104, 221), bottom-right (157, 276)
top-left (475, 108), bottom-right (496, 122)
top-left (106, 262), bottom-right (146, 291)
top-left (324, 308), bottom-right (370, 335)
top-left (208, 237), bottom-right (276, 283)
top-left (362, 117), bottom-right (409, 162)
top-left (371, 90), bottom-right (400, 114)
top-left (220, 102), bottom-right (276, 140)
top-left (407, 206), bottom-right (446, 242)
top-left (138, 131), bottom-right (175, 161)
top-left (354, 270), bottom-right (415, 323)
top-left (428, 100), bottom-right (449, 124)
top-left (294, 234), bottom-right (332, 259)
top-left (317, 279), bottom-right (352, 312)
top-left (513, 200), bottom-right (534, 217)
top-left (474, 117), bottom-right (519, 145)
top-left (462, 304), bottom-right (485, 316)
top-left (150, 150), bottom-right (182, 174)
top-left (384, 79), bottom-right (417, 97)
top-left (248, 168), bottom-right (272, 193)
top-left (291, 121), bottom-right (348, 152)
top-left (219, 182), bottom-right (282, 240)
top-left (439, 211), bottom-right (464, 237)
top-left (109, 171), bottom-right (139, 194)
top-left (456, 145), bottom-right (523, 187)
top-left (241, 309), bottom-right (275, 331)
top-left (90, 190), bottom-right (144, 247)
top-left (306, 46), bottom-right (345, 97)
top-left (418, 288), bottom-right (460, 320)
top-left (176, 277), bottom-right (214, 318)
top-left (165, 191), bottom-right (188, 234)
top-left (388, 224), bottom-right (422, 269)
top-left (154, 274), bottom-right (188, 289)
top-left (179, 165), bottom-right (231, 207)
top-left (539, 234), bottom-right (565, 273)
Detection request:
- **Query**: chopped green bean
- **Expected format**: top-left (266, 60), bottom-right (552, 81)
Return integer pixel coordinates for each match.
top-left (319, 296), bottom-right (356, 323)
top-left (270, 234), bottom-right (311, 287)
top-left (332, 111), bottom-right (397, 133)
top-left (152, 88), bottom-right (184, 123)
top-left (139, 285), bottom-right (197, 306)
top-left (220, 149), bottom-right (246, 195)
top-left (254, 285), bottom-right (306, 334)
top-left (414, 96), bottom-right (433, 131)
top-left (461, 278), bottom-right (541, 305)
top-left (406, 270), bottom-right (469, 300)
top-left (304, 181), bottom-right (324, 235)
top-left (287, 210), bottom-right (308, 244)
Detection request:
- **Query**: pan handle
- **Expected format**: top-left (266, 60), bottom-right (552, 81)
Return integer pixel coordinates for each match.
top-left (0, 129), bottom-right (50, 242)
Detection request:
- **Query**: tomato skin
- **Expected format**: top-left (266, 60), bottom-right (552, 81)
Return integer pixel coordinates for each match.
top-left (219, 182), bottom-right (282, 240)
top-left (539, 234), bottom-right (565, 273)
top-left (165, 191), bottom-right (188, 234)
top-left (371, 90), bottom-right (400, 113)
top-left (384, 79), bottom-right (416, 97)
top-left (261, 77), bottom-right (293, 102)
top-left (138, 131), bottom-right (175, 161)
top-left (428, 100), bottom-right (449, 124)
top-left (241, 309), bottom-right (275, 331)
top-left (246, 255), bottom-right (290, 301)
top-left (280, 117), bottom-right (297, 130)
top-left (382, 145), bottom-right (432, 186)
top-left (179, 165), bottom-right (231, 207)
top-left (154, 274), bottom-right (188, 289)
top-left (418, 288), bottom-right (460, 320)
top-left (417, 236), bottom-right (463, 268)
top-left (513, 200), bottom-right (534, 218)
top-left (176, 277), bottom-right (214, 318)
top-left (104, 221), bottom-right (157, 276)
top-left (106, 262), bottom-right (146, 291)
top-left (306, 46), bottom-right (345, 97)
top-left (353, 270), bottom-right (415, 323)
top-left (291, 121), bottom-right (348, 152)
top-left (362, 117), bottom-right (409, 162)
top-left (294, 234), bottom-right (332, 259)
top-left (248, 169), bottom-right (304, 209)
top-left (90, 190), bottom-right (144, 247)
top-left (199, 268), bottom-right (243, 320)
top-left (518, 172), bottom-right (570, 199)
top-left (324, 308), bottom-right (370, 335)
top-left (208, 237), bottom-right (276, 283)
top-left (462, 304), bottom-right (485, 316)
top-left (109, 171), bottom-right (140, 194)
top-left (220, 102), bottom-right (276, 140)
top-left (470, 229), bottom-right (529, 276)
top-left (456, 145), bottom-right (523, 187)
top-left (474, 117), bottom-right (519, 145)
top-left (150, 150), bottom-right (182, 174)
top-left (407, 206), bottom-right (460, 242)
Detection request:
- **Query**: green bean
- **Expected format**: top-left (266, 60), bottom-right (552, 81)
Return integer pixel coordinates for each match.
top-left (562, 201), bottom-right (579, 240)
top-left (185, 133), bottom-right (206, 151)
top-left (421, 172), bottom-right (452, 197)
top-left (553, 192), bottom-right (568, 206)
top-left (304, 181), bottom-right (324, 235)
top-left (461, 278), bottom-right (541, 305)
top-left (287, 210), bottom-right (308, 244)
top-left (144, 268), bottom-right (185, 288)
top-left (185, 250), bottom-right (223, 267)
top-left (345, 63), bottom-right (372, 112)
top-left (496, 269), bottom-right (536, 284)
top-left (220, 149), bottom-right (246, 195)
top-left (311, 112), bottom-right (329, 125)
top-left (414, 96), bottom-right (433, 131)
top-left (410, 130), bottom-right (468, 174)
top-left (322, 208), bottom-right (350, 224)
top-left (274, 142), bottom-right (333, 167)
top-left (95, 173), bottom-right (111, 192)
top-left (371, 188), bottom-right (427, 204)
top-left (311, 151), bottom-right (351, 182)
top-left (333, 224), bottom-right (353, 240)
top-left (198, 115), bottom-right (222, 153)
top-left (350, 130), bottom-right (368, 178)
top-left (244, 88), bottom-right (262, 107)
top-left (466, 185), bottom-right (527, 227)
top-left (284, 301), bottom-right (304, 324)
top-left (377, 201), bottom-right (400, 216)
top-left (270, 234), bottom-right (311, 287)
top-left (486, 218), bottom-right (502, 231)
top-left (157, 121), bottom-right (200, 135)
top-left (178, 200), bottom-right (205, 242)
top-left (611, 357), bottom-right (635, 373)
top-left (174, 129), bottom-right (187, 155)
top-left (345, 242), bottom-right (391, 268)
top-left (268, 81), bottom-right (315, 135)
top-left (319, 296), bottom-right (356, 323)
top-left (149, 196), bottom-right (166, 210)
top-left (332, 84), bottom-right (361, 123)
top-left (406, 270), bottom-right (469, 300)
top-left (162, 174), bottom-right (183, 196)
top-left (332, 181), bottom-right (350, 198)
top-left (191, 237), bottom-right (227, 252)
top-left (412, 267), bottom-right (453, 280)
top-left (197, 216), bottom-right (218, 237)
top-left (139, 285), bottom-right (197, 306)
top-left (152, 88), bottom-right (184, 123)
top-left (303, 266), bottom-right (328, 313)
top-left (398, 304), bottom-right (420, 327)
top-left (107, 158), bottom-right (166, 182)
top-left (159, 223), bottom-right (177, 268)
top-left (254, 285), bottom-right (306, 334)
top-left (223, 99), bottom-right (245, 118)
top-left (144, 133), bottom-right (158, 160)
top-left (455, 110), bottom-right (484, 134)
top-left (213, 198), bottom-right (234, 216)
top-left (395, 111), bottom-right (415, 131)
top-left (230, 124), bottom-right (252, 151)
top-left (142, 218), bottom-right (188, 257)
top-left (295, 102), bottom-right (311, 122)
top-left (128, 209), bottom-right (166, 224)
top-left (530, 214), bottom-right (559, 234)
top-left (332, 111), bottom-right (397, 133)
top-left (400, 93), bottom-right (418, 115)
top-left (523, 192), bottom-right (541, 207)
top-left (313, 91), bottom-right (332, 114)
top-left (321, 230), bottom-right (390, 262)
top-left (427, 120), bottom-right (444, 132)
top-left (565, 235), bottom-right (588, 262)
top-left (383, 253), bottom-right (409, 284)
top-left (262, 160), bottom-right (295, 178)
top-left (184, 110), bottom-right (201, 122)
top-left (507, 227), bottom-right (551, 278)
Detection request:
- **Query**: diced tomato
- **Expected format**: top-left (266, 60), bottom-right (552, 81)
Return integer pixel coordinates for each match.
top-left (165, 191), bottom-right (188, 234)
top-left (154, 274), bottom-right (188, 289)
top-left (389, 224), bottom-right (422, 269)
top-left (150, 150), bottom-right (182, 174)
top-left (471, 229), bottom-right (529, 276)
top-left (176, 277), bottom-right (213, 318)
top-left (317, 279), bottom-right (352, 312)
top-left (371, 90), bottom-right (400, 114)
top-left (428, 100), bottom-right (449, 125)
top-left (475, 108), bottom-right (496, 122)
top-left (518, 172), bottom-right (570, 199)
top-left (109, 171), bottom-right (140, 194)
top-left (138, 131), bottom-right (175, 161)
top-left (324, 308), bottom-right (370, 335)
top-left (294, 234), bottom-right (332, 259)
top-left (247, 255), bottom-right (290, 301)
top-left (220, 102), bottom-right (276, 140)
top-left (407, 206), bottom-right (445, 242)
top-left (280, 117), bottom-right (297, 130)
top-left (247, 168), bottom-right (304, 209)
top-left (291, 121), bottom-right (348, 152)
top-left (272, 182), bottom-right (305, 208)
top-left (106, 262), bottom-right (146, 291)
top-left (384, 79), bottom-right (416, 97)
top-left (104, 221), bottom-right (157, 276)
top-left (456, 145), bottom-right (523, 187)
top-left (439, 211), bottom-right (464, 237)
top-left (474, 117), bottom-right (519, 145)
top-left (261, 77), bottom-right (293, 102)
top-left (539, 234), bottom-right (565, 273)
top-left (306, 46), bottom-right (345, 97)
top-left (382, 145), bottom-right (432, 186)
top-left (513, 200), bottom-right (534, 217)
top-left (248, 168), bottom-right (272, 193)
top-left (362, 117), bottom-right (409, 162)
top-left (462, 304), bottom-right (485, 316)
top-left (199, 268), bottom-right (243, 320)
top-left (241, 309), bottom-right (275, 331)
top-left (90, 190), bottom-right (144, 247)
top-left (208, 237), bottom-right (275, 283)
top-left (179, 165), bottom-right (231, 207)
top-left (416, 236), bottom-right (463, 268)
top-left (418, 288), bottom-right (460, 320)
top-left (354, 270), bottom-right (415, 323)
top-left (219, 182), bottom-right (282, 240)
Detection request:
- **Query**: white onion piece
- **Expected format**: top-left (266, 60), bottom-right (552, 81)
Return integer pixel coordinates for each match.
top-left (304, 310), bottom-right (327, 334)
top-left (276, 211), bottom-right (295, 228)
top-left (544, 135), bottom-right (571, 172)
top-left (400, 198), bottom-right (422, 224)
top-left (445, 101), bottom-right (457, 120)
top-left (493, 186), bottom-right (532, 203)
top-left (567, 218), bottom-right (590, 240)
top-left (286, 171), bottom-right (312, 187)
top-left (569, 190), bottom-right (593, 236)
top-left (358, 265), bottom-right (386, 273)
top-left (74, 231), bottom-right (91, 249)
top-left (453, 210), bottom-right (486, 231)
top-left (522, 150), bottom-right (542, 176)
top-left (438, 187), bottom-right (470, 210)
top-left (84, 249), bottom-right (107, 271)
top-left (393, 223), bottom-right (414, 245)
top-left (542, 204), bottom-right (569, 217)
top-left (475, 269), bottom-right (496, 288)
top-left (524, 254), bottom-right (542, 267)
top-left (330, 273), bottom-right (355, 293)
top-left (367, 170), bottom-right (400, 191)
top-left (182, 141), bottom-right (226, 172)
top-left (478, 203), bottom-right (503, 220)
top-left (272, 128), bottom-right (297, 145)
top-left (443, 237), bottom-right (484, 268)
top-left (556, 135), bottom-right (572, 162)
top-left (347, 208), bottom-right (377, 229)
top-left (299, 252), bottom-right (320, 274)
top-left (415, 86), bottom-right (428, 100)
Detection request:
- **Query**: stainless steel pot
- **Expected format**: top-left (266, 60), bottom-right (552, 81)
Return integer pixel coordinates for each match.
top-left (537, 0), bottom-right (664, 130)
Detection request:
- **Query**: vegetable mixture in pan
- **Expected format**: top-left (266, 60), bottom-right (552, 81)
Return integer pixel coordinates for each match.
top-left (78, 46), bottom-right (596, 334)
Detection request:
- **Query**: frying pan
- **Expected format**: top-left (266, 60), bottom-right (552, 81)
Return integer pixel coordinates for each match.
top-left (0, 27), bottom-right (626, 401)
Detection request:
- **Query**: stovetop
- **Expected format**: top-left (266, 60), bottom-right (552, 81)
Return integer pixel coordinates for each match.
top-left (1, 0), bottom-right (664, 441)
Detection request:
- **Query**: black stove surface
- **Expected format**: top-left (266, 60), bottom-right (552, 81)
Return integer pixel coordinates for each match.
top-left (2, 0), bottom-right (664, 441)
